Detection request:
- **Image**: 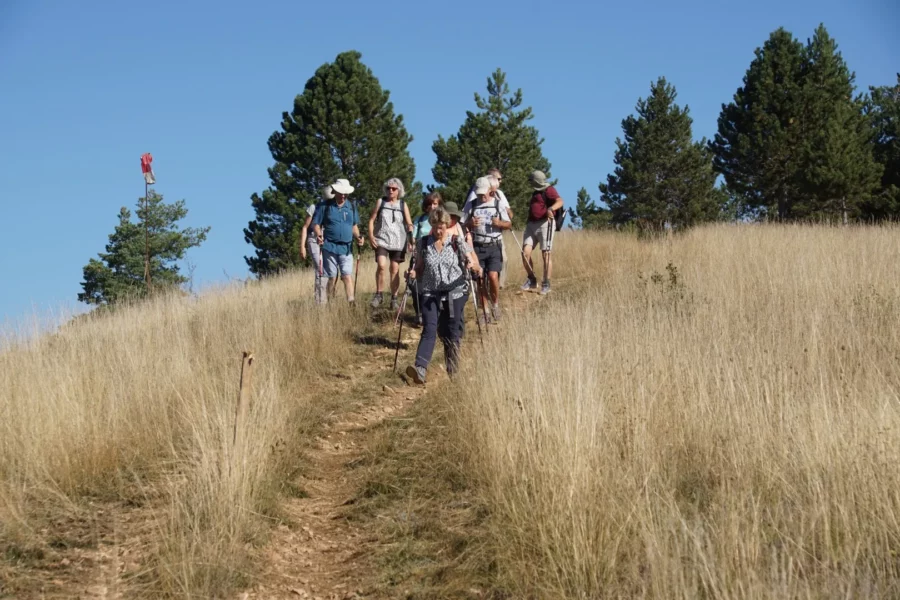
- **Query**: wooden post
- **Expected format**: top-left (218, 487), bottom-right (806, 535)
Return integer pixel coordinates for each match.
top-left (233, 351), bottom-right (255, 452)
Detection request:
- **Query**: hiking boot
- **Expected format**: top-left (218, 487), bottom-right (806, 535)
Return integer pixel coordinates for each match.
top-left (370, 292), bottom-right (383, 308)
top-left (540, 281), bottom-right (551, 295)
top-left (520, 277), bottom-right (537, 292)
top-left (406, 364), bottom-right (426, 385)
top-left (491, 304), bottom-right (502, 322)
top-left (476, 312), bottom-right (488, 327)
top-left (390, 295), bottom-right (400, 311)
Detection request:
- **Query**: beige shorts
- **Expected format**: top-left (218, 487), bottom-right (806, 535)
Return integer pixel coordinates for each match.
top-left (523, 219), bottom-right (553, 251)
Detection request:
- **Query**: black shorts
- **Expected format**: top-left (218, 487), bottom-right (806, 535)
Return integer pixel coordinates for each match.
top-left (474, 242), bottom-right (503, 274)
top-left (376, 247), bottom-right (406, 263)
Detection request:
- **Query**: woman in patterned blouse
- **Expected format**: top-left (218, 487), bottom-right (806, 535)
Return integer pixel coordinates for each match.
top-left (406, 207), bottom-right (482, 384)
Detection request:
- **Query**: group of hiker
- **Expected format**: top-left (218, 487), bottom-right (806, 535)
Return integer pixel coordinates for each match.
top-left (300, 169), bottom-right (564, 384)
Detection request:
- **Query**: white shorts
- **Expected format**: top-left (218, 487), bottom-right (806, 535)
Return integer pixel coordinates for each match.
top-left (523, 219), bottom-right (553, 251)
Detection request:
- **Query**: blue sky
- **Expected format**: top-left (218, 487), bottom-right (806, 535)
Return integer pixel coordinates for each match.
top-left (1, 0), bottom-right (897, 327)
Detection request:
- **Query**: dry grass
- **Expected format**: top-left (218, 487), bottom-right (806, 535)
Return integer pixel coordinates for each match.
top-left (449, 224), bottom-right (900, 598)
top-left (0, 265), bottom-right (373, 597)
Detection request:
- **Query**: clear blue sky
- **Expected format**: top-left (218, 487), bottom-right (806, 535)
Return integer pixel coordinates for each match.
top-left (1, 0), bottom-right (897, 327)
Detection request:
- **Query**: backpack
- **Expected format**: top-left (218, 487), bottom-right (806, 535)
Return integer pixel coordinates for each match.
top-left (466, 199), bottom-right (503, 241)
top-left (539, 190), bottom-right (567, 232)
top-left (376, 197), bottom-right (407, 227)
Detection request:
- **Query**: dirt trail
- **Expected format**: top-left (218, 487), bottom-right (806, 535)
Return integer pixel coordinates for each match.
top-left (245, 286), bottom-right (548, 599)
top-left (244, 323), bottom-right (428, 600)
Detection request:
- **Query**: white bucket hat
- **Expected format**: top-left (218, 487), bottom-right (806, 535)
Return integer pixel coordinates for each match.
top-left (331, 178), bottom-right (355, 195)
top-left (474, 176), bottom-right (491, 196)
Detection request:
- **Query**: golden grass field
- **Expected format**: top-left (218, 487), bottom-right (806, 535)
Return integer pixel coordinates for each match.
top-left (449, 224), bottom-right (900, 598)
top-left (2, 224), bottom-right (899, 598)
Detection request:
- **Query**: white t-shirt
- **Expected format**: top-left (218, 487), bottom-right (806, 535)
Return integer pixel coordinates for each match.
top-left (306, 204), bottom-right (317, 219)
top-left (463, 188), bottom-right (510, 215)
top-left (467, 198), bottom-right (510, 243)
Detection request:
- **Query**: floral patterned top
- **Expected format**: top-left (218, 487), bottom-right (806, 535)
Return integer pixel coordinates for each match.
top-left (416, 233), bottom-right (472, 301)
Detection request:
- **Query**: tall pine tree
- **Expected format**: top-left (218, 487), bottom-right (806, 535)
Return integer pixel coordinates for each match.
top-left (432, 69), bottom-right (551, 225)
top-left (794, 25), bottom-right (881, 221)
top-left (863, 74), bottom-right (900, 220)
top-left (244, 51), bottom-right (419, 276)
top-left (79, 191), bottom-right (209, 305)
top-left (712, 25), bottom-right (880, 221)
top-left (600, 77), bottom-right (722, 230)
top-left (711, 28), bottom-right (806, 219)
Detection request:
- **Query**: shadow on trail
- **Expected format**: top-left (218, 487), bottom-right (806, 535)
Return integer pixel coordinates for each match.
top-left (355, 334), bottom-right (411, 351)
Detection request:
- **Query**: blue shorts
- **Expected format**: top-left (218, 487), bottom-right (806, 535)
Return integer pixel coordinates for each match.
top-left (323, 249), bottom-right (354, 278)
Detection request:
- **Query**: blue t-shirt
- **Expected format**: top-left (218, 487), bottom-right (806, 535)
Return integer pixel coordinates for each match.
top-left (413, 214), bottom-right (432, 240)
top-left (313, 201), bottom-right (358, 256)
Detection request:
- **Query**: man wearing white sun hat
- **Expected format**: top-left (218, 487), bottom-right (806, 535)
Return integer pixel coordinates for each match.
top-left (312, 178), bottom-right (365, 303)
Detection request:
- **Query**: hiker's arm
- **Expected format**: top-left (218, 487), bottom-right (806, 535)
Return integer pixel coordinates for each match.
top-left (492, 210), bottom-right (512, 230)
top-left (403, 203), bottom-right (414, 231)
top-left (547, 191), bottom-right (564, 213)
top-left (352, 224), bottom-right (364, 246)
top-left (300, 215), bottom-right (312, 259)
top-left (368, 200), bottom-right (380, 249)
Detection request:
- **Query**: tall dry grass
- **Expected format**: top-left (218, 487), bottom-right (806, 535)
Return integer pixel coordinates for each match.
top-left (0, 263), bottom-right (375, 596)
top-left (453, 224), bottom-right (900, 598)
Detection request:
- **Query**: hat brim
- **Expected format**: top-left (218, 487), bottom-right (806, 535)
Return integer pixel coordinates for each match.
top-left (530, 181), bottom-right (550, 191)
top-left (448, 211), bottom-right (463, 219)
top-left (332, 184), bottom-right (354, 195)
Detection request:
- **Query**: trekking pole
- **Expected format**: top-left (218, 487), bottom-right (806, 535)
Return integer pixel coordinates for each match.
top-left (509, 229), bottom-right (537, 281)
top-left (477, 273), bottom-right (491, 326)
top-left (468, 269), bottom-right (484, 347)
top-left (392, 255), bottom-right (417, 371)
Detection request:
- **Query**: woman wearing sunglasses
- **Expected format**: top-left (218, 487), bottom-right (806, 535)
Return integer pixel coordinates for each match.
top-left (368, 178), bottom-right (414, 310)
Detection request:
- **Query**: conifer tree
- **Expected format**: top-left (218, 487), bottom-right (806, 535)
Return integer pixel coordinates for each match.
top-left (863, 75), bottom-right (900, 220)
top-left (244, 51), bottom-right (420, 275)
top-left (79, 191), bottom-right (209, 305)
top-left (794, 25), bottom-right (881, 220)
top-left (600, 77), bottom-right (722, 230)
top-left (711, 28), bottom-right (806, 219)
top-left (432, 69), bottom-right (551, 225)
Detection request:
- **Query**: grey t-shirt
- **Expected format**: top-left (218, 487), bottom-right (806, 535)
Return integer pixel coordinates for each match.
top-left (374, 199), bottom-right (407, 251)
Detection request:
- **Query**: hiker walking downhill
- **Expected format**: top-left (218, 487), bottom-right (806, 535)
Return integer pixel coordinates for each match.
top-left (369, 178), bottom-right (414, 310)
top-left (406, 207), bottom-right (482, 385)
top-left (410, 192), bottom-right (442, 326)
top-left (464, 169), bottom-right (513, 288)
top-left (465, 176), bottom-right (511, 324)
top-left (521, 170), bottom-right (564, 295)
top-left (312, 178), bottom-right (365, 303)
top-left (300, 184), bottom-right (334, 305)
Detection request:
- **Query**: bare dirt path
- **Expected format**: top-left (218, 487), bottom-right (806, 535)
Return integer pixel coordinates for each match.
top-left (243, 285), bottom-right (550, 599)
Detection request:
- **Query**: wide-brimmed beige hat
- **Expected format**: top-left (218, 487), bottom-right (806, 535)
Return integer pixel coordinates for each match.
top-left (443, 201), bottom-right (463, 219)
top-left (331, 178), bottom-right (355, 195)
top-left (529, 170), bottom-right (550, 191)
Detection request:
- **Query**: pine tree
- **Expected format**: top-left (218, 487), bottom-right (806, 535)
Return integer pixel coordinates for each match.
top-left (600, 77), bottom-right (722, 230)
top-left (863, 74), bottom-right (900, 220)
top-left (571, 187), bottom-right (610, 230)
top-left (432, 69), bottom-right (551, 225)
top-left (794, 25), bottom-right (881, 221)
top-left (78, 191), bottom-right (209, 305)
top-left (711, 28), bottom-right (806, 219)
top-left (244, 51), bottom-right (420, 276)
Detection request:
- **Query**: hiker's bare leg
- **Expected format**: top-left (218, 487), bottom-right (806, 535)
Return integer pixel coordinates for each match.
top-left (542, 249), bottom-right (552, 282)
top-left (342, 275), bottom-right (354, 301)
top-left (522, 245), bottom-right (536, 279)
top-left (375, 253), bottom-right (389, 293)
top-left (327, 277), bottom-right (338, 299)
top-left (488, 271), bottom-right (500, 304)
top-left (389, 260), bottom-right (400, 297)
